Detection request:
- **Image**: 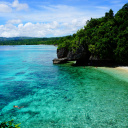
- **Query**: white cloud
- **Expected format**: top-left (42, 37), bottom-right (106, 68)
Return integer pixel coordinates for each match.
top-left (7, 19), bottom-right (22, 24)
top-left (12, 0), bottom-right (28, 11)
top-left (1, 31), bottom-right (19, 37)
top-left (110, 0), bottom-right (122, 4)
top-left (0, 4), bottom-right (12, 13)
top-left (95, 6), bottom-right (109, 10)
top-left (0, 3), bottom-right (94, 37)
top-left (41, 4), bottom-right (76, 12)
top-left (0, 0), bottom-right (28, 13)
top-left (0, 18), bottom-right (87, 37)
top-left (0, 1), bottom-right (124, 37)
top-left (17, 4), bottom-right (91, 25)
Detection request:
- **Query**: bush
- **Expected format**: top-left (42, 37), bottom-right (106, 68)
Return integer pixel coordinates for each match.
top-left (0, 120), bottom-right (20, 128)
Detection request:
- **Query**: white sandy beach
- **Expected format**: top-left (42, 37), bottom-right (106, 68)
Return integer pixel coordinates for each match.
top-left (97, 66), bottom-right (128, 83)
top-left (115, 66), bottom-right (128, 72)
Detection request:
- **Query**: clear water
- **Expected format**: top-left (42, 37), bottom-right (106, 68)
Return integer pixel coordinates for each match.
top-left (0, 45), bottom-right (128, 128)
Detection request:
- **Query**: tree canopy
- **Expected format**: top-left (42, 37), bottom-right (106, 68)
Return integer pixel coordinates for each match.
top-left (57, 3), bottom-right (128, 65)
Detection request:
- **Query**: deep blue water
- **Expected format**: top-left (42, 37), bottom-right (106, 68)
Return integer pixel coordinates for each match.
top-left (0, 45), bottom-right (128, 128)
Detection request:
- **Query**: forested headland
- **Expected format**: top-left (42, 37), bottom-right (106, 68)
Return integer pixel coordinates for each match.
top-left (54, 3), bottom-right (128, 65)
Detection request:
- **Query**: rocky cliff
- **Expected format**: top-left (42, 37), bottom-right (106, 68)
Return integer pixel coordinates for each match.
top-left (53, 44), bottom-right (90, 65)
top-left (53, 44), bottom-right (115, 66)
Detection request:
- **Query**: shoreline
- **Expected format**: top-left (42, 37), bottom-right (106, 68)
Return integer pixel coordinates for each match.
top-left (115, 66), bottom-right (128, 72)
top-left (97, 66), bottom-right (128, 72)
top-left (98, 66), bottom-right (128, 83)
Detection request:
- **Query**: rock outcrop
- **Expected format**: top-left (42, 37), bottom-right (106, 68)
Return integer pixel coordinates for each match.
top-left (57, 47), bottom-right (69, 58)
top-left (88, 55), bottom-right (115, 66)
top-left (53, 57), bottom-right (68, 64)
top-left (53, 44), bottom-right (90, 65)
top-left (53, 45), bottom-right (114, 66)
top-left (67, 45), bottom-right (90, 65)
top-left (53, 44), bottom-right (115, 66)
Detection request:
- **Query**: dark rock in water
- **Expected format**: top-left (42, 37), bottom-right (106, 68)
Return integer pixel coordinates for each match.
top-left (53, 58), bottom-right (68, 64)
top-left (57, 47), bottom-right (69, 58)
top-left (54, 44), bottom-right (114, 66)
top-left (89, 55), bottom-right (100, 61)
top-left (88, 55), bottom-right (115, 66)
top-left (54, 44), bottom-right (90, 65)
top-left (67, 45), bottom-right (90, 65)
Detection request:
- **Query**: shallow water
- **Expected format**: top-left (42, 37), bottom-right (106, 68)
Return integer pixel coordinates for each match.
top-left (0, 45), bottom-right (128, 128)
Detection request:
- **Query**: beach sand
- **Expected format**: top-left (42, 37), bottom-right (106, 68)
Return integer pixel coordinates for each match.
top-left (97, 66), bottom-right (128, 83)
top-left (115, 66), bottom-right (128, 72)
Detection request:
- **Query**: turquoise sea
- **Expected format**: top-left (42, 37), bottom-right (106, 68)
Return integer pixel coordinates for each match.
top-left (0, 45), bottom-right (128, 128)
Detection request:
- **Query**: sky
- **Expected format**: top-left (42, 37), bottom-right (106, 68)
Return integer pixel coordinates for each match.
top-left (0, 0), bottom-right (127, 37)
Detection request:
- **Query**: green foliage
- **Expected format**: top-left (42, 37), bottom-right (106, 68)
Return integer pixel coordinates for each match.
top-left (88, 44), bottom-right (96, 54)
top-left (57, 3), bottom-right (128, 65)
top-left (0, 37), bottom-right (60, 45)
top-left (105, 9), bottom-right (114, 20)
top-left (0, 120), bottom-right (20, 128)
top-left (115, 31), bottom-right (128, 64)
top-left (57, 35), bottom-right (73, 49)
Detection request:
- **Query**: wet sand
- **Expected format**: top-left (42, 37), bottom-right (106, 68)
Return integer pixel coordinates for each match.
top-left (98, 66), bottom-right (128, 83)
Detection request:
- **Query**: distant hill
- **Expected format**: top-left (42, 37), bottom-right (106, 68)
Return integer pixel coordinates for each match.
top-left (0, 37), bottom-right (35, 41)
top-left (0, 37), bottom-right (60, 45)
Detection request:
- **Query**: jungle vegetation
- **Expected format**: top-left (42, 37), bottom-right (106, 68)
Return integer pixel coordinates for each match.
top-left (56, 3), bottom-right (128, 65)
top-left (0, 120), bottom-right (20, 128)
